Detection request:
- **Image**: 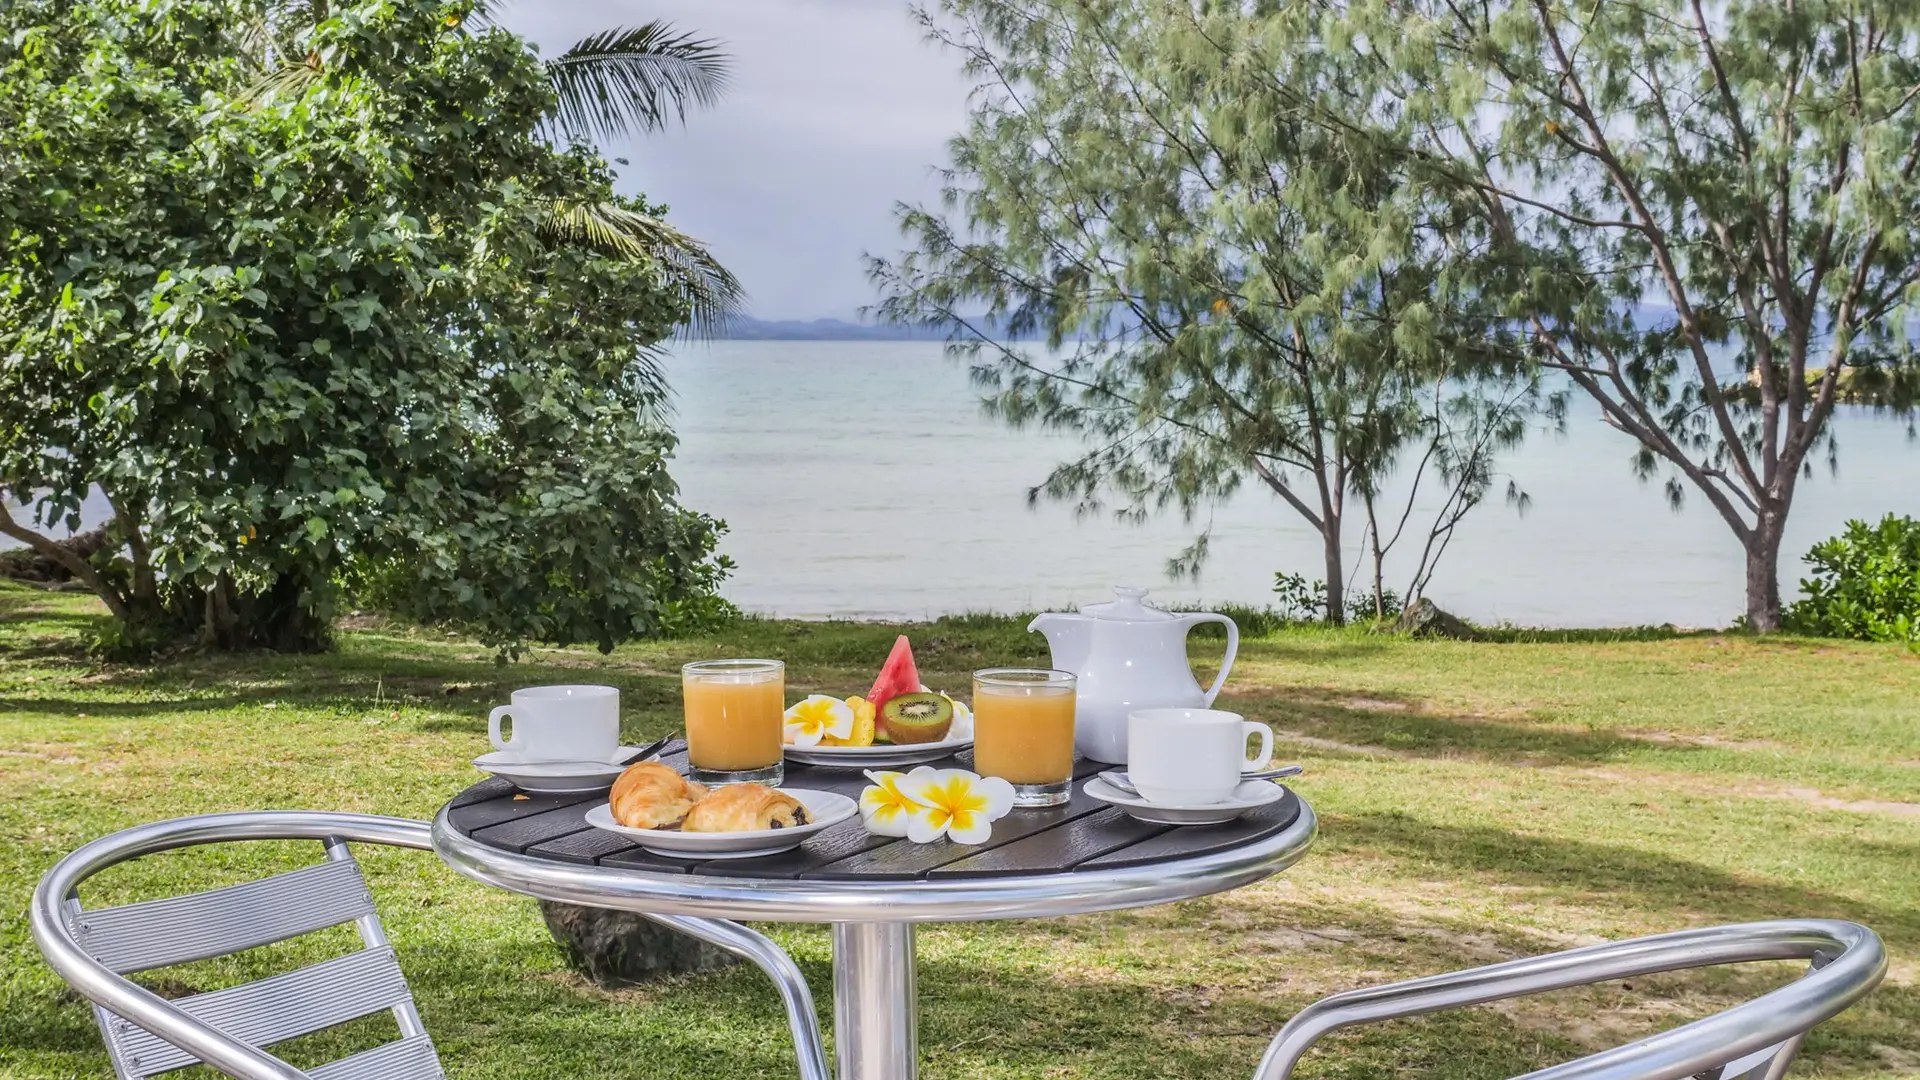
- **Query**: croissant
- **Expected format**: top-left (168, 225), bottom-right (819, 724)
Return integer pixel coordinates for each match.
top-left (609, 762), bottom-right (709, 829)
top-left (682, 783), bottom-right (811, 833)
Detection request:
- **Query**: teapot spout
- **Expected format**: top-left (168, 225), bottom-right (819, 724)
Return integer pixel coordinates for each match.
top-left (1026, 612), bottom-right (1089, 673)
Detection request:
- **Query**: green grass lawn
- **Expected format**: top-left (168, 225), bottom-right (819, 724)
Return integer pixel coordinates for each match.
top-left (2, 582), bottom-right (1916, 1080)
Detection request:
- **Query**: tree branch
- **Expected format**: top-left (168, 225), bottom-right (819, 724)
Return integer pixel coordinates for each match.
top-left (0, 500), bottom-right (132, 620)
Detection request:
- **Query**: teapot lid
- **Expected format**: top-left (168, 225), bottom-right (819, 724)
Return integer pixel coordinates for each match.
top-left (1079, 586), bottom-right (1178, 621)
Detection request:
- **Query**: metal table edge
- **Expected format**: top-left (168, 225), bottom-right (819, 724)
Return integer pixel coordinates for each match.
top-left (429, 797), bottom-right (1317, 924)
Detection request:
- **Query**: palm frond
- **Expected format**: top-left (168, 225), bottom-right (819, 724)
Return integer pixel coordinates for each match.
top-left (542, 22), bottom-right (730, 144)
top-left (236, 53), bottom-right (324, 106)
top-left (542, 201), bottom-right (745, 338)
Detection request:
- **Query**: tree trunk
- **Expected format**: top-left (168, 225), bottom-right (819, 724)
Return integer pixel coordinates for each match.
top-left (538, 901), bottom-right (738, 986)
top-left (1745, 510), bottom-right (1786, 632)
top-left (1322, 520), bottom-right (1345, 626)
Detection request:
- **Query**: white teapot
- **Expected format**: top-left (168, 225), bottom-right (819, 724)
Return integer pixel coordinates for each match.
top-left (1027, 586), bottom-right (1240, 763)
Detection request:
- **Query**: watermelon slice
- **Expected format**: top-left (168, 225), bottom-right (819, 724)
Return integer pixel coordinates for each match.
top-left (865, 635), bottom-right (922, 727)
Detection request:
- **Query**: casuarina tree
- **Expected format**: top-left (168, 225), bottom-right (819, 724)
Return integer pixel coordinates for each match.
top-left (0, 0), bottom-right (732, 654)
top-left (1323, 0), bottom-right (1920, 629)
top-left (871, 0), bottom-right (1537, 621)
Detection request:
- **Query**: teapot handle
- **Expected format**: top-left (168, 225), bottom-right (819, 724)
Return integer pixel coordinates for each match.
top-left (1184, 614), bottom-right (1239, 705)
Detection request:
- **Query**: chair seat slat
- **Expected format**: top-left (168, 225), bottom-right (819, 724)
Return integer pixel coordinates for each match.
top-left (309, 1033), bottom-right (445, 1080)
top-left (104, 947), bottom-right (414, 1077)
top-left (71, 860), bottom-right (376, 974)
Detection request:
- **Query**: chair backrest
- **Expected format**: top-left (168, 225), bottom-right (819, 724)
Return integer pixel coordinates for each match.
top-left (45, 819), bottom-right (445, 1080)
top-left (1255, 919), bottom-right (1886, 1080)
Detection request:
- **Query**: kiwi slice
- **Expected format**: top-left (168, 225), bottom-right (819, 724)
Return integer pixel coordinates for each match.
top-left (880, 692), bottom-right (954, 744)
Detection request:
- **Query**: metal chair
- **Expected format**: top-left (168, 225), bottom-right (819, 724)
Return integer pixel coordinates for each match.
top-left (29, 811), bottom-right (831, 1080)
top-left (33, 813), bottom-right (1887, 1080)
top-left (1255, 919), bottom-right (1886, 1080)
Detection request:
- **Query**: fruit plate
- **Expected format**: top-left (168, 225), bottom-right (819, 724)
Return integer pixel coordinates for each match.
top-left (1083, 776), bottom-right (1287, 826)
top-left (583, 789), bottom-right (858, 859)
top-left (783, 736), bottom-right (973, 769)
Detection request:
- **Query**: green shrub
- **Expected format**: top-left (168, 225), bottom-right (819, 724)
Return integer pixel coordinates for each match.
top-left (1784, 515), bottom-right (1920, 644)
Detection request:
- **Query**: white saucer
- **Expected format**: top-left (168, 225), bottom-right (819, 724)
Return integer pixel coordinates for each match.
top-left (1083, 776), bottom-right (1287, 825)
top-left (472, 747), bottom-right (645, 794)
top-left (782, 735), bottom-right (973, 768)
top-left (584, 789), bottom-right (858, 859)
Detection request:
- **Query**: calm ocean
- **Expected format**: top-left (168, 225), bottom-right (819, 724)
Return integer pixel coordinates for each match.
top-left (665, 341), bottom-right (1919, 627)
top-left (10, 340), bottom-right (1913, 628)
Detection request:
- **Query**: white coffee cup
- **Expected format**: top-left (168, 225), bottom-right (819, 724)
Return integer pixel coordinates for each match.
top-left (489, 685), bottom-right (620, 763)
top-left (1126, 708), bottom-right (1275, 805)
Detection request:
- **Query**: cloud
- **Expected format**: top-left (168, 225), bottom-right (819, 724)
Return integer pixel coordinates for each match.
top-left (498, 1), bottom-right (971, 319)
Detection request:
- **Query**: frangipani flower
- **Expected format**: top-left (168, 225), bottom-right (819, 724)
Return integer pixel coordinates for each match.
top-left (784, 695), bottom-right (854, 747)
top-left (895, 767), bottom-right (1014, 845)
top-left (858, 770), bottom-right (923, 836)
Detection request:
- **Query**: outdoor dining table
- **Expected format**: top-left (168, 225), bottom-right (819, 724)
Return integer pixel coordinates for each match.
top-left (431, 743), bottom-right (1317, 1080)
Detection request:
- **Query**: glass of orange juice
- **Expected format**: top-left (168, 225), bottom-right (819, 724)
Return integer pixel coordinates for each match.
top-left (971, 668), bottom-right (1077, 807)
top-left (683, 659), bottom-right (785, 787)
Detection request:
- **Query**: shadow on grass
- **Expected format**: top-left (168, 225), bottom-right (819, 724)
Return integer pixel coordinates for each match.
top-left (1331, 810), bottom-right (1920, 942)
top-left (1221, 685), bottom-right (1705, 766)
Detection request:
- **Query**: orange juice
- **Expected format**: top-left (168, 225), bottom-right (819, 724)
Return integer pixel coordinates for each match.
top-left (972, 684), bottom-right (1076, 785)
top-left (683, 665), bottom-right (784, 773)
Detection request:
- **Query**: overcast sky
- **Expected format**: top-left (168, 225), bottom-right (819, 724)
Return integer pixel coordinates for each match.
top-left (498, 1), bottom-right (971, 320)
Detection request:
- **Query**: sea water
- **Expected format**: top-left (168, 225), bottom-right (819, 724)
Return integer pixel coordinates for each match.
top-left (665, 341), bottom-right (1920, 627)
top-left (12, 340), bottom-right (1914, 628)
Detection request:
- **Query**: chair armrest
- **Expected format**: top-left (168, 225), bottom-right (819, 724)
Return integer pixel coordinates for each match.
top-left (31, 811), bottom-right (437, 1080)
top-left (1252, 920), bottom-right (1884, 1080)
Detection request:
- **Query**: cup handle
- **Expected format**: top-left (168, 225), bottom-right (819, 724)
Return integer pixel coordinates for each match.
top-left (1241, 722), bottom-right (1274, 770)
top-left (1187, 614), bottom-right (1239, 706)
top-left (489, 706), bottom-right (517, 752)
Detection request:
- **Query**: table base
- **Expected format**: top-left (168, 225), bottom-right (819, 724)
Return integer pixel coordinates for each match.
top-left (833, 922), bottom-right (918, 1080)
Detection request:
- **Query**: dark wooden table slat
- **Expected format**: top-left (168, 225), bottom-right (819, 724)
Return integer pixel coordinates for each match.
top-left (692, 818), bottom-right (899, 879)
top-left (800, 776), bottom-right (1111, 880)
top-left (927, 807), bottom-right (1172, 878)
top-left (447, 788), bottom-right (601, 833)
top-left (446, 758), bottom-right (1303, 881)
top-left (470, 802), bottom-right (596, 853)
top-left (527, 827), bottom-right (640, 865)
top-left (1075, 789), bottom-right (1303, 870)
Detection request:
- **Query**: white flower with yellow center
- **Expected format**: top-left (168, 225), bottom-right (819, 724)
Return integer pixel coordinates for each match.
top-left (858, 770), bottom-right (925, 837)
top-left (783, 695), bottom-right (854, 747)
top-left (895, 767), bottom-right (1014, 845)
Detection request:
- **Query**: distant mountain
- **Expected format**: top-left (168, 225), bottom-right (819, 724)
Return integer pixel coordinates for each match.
top-left (716, 317), bottom-right (953, 341)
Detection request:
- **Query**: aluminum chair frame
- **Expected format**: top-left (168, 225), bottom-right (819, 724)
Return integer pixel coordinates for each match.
top-left (29, 811), bottom-right (831, 1080)
top-left (34, 813), bottom-right (1886, 1080)
top-left (1255, 919), bottom-right (1885, 1080)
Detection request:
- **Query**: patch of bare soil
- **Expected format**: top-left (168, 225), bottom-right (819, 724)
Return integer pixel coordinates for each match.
top-left (1341, 697), bottom-right (1411, 713)
top-left (1622, 729), bottom-right (1783, 752)
top-left (1272, 729), bottom-right (1413, 758)
top-left (1769, 787), bottom-right (1920, 820)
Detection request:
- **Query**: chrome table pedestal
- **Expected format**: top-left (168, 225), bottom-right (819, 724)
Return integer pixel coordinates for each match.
top-left (432, 744), bottom-right (1315, 1080)
top-left (832, 922), bottom-right (918, 1079)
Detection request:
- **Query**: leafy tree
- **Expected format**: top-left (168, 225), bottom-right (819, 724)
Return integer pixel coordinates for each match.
top-left (870, 0), bottom-right (1536, 621)
top-left (1323, 0), bottom-right (1920, 630)
top-left (0, 0), bottom-right (731, 654)
top-left (1784, 515), bottom-right (1920, 644)
top-left (241, 4), bottom-right (744, 334)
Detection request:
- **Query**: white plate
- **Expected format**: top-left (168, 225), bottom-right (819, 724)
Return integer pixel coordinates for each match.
top-left (783, 735), bottom-right (972, 768)
top-left (583, 788), bottom-right (859, 859)
top-left (472, 747), bottom-right (646, 794)
top-left (1083, 776), bottom-right (1287, 826)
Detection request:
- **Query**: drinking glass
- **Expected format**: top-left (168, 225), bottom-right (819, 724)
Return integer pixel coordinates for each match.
top-left (682, 659), bottom-right (785, 787)
top-left (971, 668), bottom-right (1077, 807)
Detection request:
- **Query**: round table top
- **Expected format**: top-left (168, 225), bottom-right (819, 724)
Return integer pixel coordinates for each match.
top-left (431, 742), bottom-right (1315, 923)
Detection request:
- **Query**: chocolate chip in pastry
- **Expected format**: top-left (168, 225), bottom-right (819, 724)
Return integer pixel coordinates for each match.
top-left (609, 761), bottom-right (709, 829)
top-left (682, 783), bottom-right (811, 833)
